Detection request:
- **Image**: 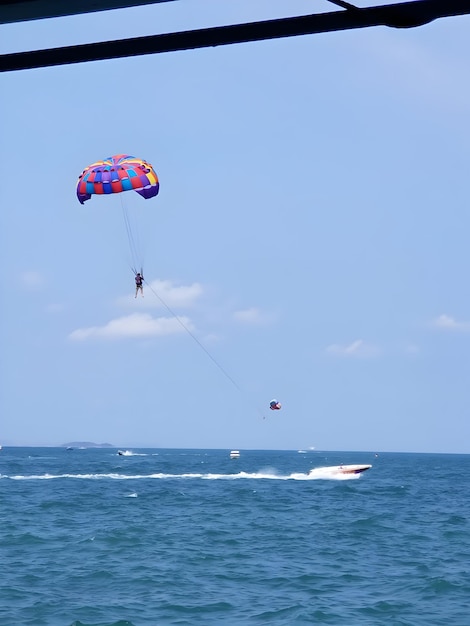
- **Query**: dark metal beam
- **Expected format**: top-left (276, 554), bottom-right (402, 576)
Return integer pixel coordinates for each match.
top-left (0, 0), bottom-right (176, 25)
top-left (326, 0), bottom-right (360, 10)
top-left (1, 0), bottom-right (469, 73)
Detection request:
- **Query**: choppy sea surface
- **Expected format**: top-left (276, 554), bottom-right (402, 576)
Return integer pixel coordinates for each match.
top-left (1, 448), bottom-right (469, 626)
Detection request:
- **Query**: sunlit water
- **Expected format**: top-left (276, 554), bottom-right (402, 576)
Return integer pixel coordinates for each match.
top-left (1, 448), bottom-right (469, 625)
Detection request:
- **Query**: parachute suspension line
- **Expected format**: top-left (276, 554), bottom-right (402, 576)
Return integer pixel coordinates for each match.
top-left (120, 194), bottom-right (144, 273)
top-left (129, 264), bottom-right (143, 279)
top-left (144, 279), bottom-right (242, 392)
top-left (143, 279), bottom-right (266, 420)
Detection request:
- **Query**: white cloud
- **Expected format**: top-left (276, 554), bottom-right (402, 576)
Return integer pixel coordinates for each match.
top-left (326, 339), bottom-right (379, 358)
top-left (69, 313), bottom-right (192, 341)
top-left (233, 307), bottom-right (272, 325)
top-left (147, 279), bottom-right (203, 307)
top-left (117, 279), bottom-right (203, 309)
top-left (200, 332), bottom-right (221, 343)
top-left (431, 315), bottom-right (470, 332)
top-left (20, 270), bottom-right (45, 290)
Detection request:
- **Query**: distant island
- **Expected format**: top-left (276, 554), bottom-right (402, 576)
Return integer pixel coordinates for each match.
top-left (61, 442), bottom-right (114, 448)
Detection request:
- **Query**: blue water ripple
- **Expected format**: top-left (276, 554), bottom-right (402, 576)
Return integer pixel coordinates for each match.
top-left (1, 448), bottom-right (470, 625)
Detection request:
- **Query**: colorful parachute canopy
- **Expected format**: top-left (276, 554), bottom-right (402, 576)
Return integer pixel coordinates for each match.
top-left (77, 154), bottom-right (159, 204)
top-left (270, 399), bottom-right (282, 411)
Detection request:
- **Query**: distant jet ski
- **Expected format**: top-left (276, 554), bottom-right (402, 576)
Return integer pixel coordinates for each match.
top-left (309, 464), bottom-right (372, 476)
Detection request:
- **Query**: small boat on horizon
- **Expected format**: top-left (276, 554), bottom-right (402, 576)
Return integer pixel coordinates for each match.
top-left (230, 450), bottom-right (240, 459)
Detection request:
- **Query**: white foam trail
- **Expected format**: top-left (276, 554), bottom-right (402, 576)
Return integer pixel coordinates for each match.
top-left (3, 470), bottom-right (361, 481)
top-left (117, 450), bottom-right (147, 456)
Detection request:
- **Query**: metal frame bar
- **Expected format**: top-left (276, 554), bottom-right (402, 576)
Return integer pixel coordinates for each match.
top-left (1, 0), bottom-right (469, 72)
top-left (0, 0), bottom-right (175, 25)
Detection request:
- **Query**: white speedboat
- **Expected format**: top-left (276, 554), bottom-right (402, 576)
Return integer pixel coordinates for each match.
top-left (309, 464), bottom-right (372, 476)
top-left (230, 450), bottom-right (240, 459)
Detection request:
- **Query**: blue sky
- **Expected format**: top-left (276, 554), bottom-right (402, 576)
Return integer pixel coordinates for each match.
top-left (1, 1), bottom-right (469, 453)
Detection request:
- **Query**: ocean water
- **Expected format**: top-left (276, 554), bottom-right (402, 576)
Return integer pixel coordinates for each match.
top-left (1, 448), bottom-right (469, 626)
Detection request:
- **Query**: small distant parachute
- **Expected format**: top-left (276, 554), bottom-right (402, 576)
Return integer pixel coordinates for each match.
top-left (76, 154), bottom-right (159, 204)
top-left (269, 399), bottom-right (282, 411)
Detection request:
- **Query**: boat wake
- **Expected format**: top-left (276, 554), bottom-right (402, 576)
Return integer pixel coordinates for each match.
top-left (2, 469), bottom-right (369, 481)
top-left (117, 450), bottom-right (147, 456)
